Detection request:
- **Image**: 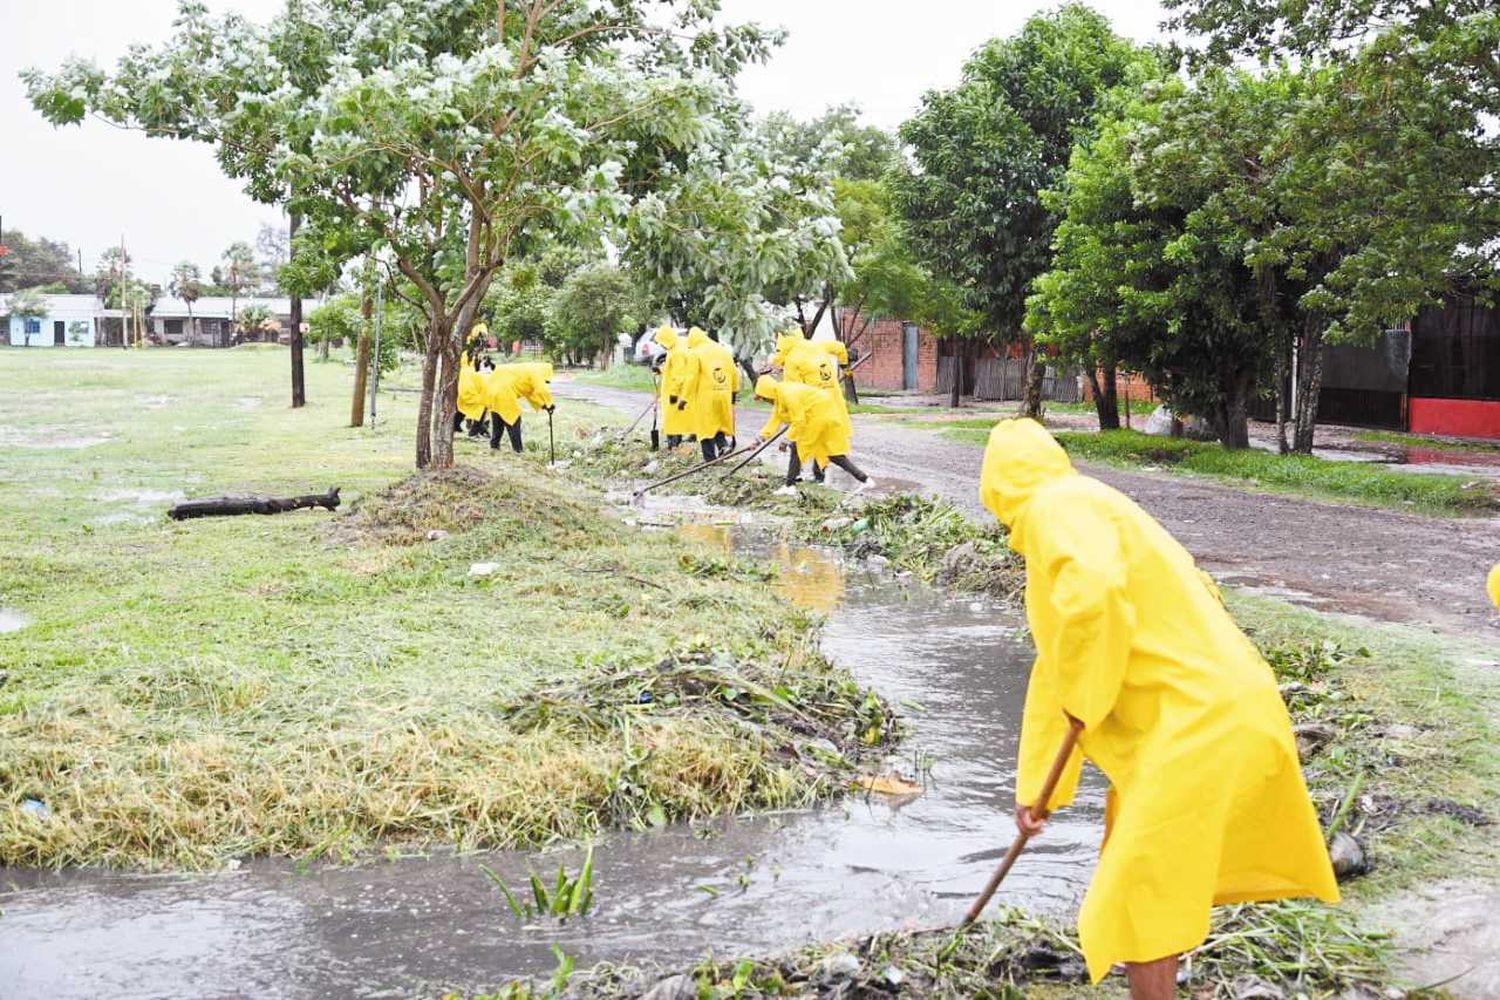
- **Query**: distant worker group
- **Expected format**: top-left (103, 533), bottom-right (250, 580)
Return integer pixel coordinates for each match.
top-left (648, 324), bottom-right (872, 494)
top-left (454, 322), bottom-right (556, 453)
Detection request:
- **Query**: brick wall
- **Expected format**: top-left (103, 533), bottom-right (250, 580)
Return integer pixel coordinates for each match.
top-left (842, 314), bottom-right (939, 392)
top-left (1081, 370), bottom-right (1159, 404)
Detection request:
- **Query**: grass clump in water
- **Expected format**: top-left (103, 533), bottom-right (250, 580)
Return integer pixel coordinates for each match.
top-left (488, 901), bottom-right (1391, 999)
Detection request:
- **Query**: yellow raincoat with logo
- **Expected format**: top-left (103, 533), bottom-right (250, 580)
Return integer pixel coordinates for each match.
top-left (980, 418), bottom-right (1338, 983)
top-left (656, 326), bottom-right (694, 438)
top-left (1488, 564), bottom-right (1500, 610)
top-left (755, 375), bottom-right (850, 467)
top-left (682, 328), bottom-right (738, 441)
top-left (483, 362), bottom-right (554, 426)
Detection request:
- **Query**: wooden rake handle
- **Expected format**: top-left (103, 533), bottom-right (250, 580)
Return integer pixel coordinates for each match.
top-left (962, 717), bottom-right (1085, 926)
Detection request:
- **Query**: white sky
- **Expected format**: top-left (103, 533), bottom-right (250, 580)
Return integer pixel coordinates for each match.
top-left (0, 0), bottom-right (1168, 287)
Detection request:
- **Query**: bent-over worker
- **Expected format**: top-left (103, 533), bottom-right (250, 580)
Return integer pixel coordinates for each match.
top-left (754, 375), bottom-right (871, 496)
top-left (980, 419), bottom-right (1338, 1000)
top-left (483, 361), bottom-right (554, 453)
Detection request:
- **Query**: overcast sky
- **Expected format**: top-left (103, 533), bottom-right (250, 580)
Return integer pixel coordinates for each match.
top-left (0, 0), bottom-right (1168, 288)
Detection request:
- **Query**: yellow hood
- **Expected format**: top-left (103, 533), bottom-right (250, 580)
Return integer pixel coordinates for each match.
top-left (771, 330), bottom-right (805, 367)
top-left (687, 327), bottom-right (709, 348)
top-left (754, 374), bottom-right (781, 402)
top-left (656, 326), bottom-right (679, 350)
top-left (980, 419), bottom-right (1076, 531)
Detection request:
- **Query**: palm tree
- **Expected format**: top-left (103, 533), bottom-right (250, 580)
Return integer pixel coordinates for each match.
top-left (169, 261), bottom-right (203, 342)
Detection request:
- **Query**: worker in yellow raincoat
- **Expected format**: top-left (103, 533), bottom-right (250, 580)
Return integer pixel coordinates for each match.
top-left (682, 327), bottom-right (739, 461)
top-left (483, 361), bottom-right (554, 453)
top-left (655, 326), bottom-right (694, 448)
top-left (455, 324), bottom-right (493, 437)
top-left (980, 419), bottom-right (1338, 998)
top-left (1488, 563), bottom-right (1500, 611)
top-left (755, 375), bottom-right (871, 495)
top-left (771, 330), bottom-right (853, 482)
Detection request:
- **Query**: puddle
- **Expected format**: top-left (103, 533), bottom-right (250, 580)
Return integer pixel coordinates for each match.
top-left (0, 426), bottom-right (112, 450)
top-left (0, 547), bottom-right (1100, 999)
top-left (94, 488), bottom-right (187, 525)
top-left (0, 608), bottom-right (28, 634)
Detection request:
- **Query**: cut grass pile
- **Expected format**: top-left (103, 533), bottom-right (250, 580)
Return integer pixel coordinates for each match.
top-left (0, 351), bottom-right (890, 868)
top-left (942, 427), bottom-right (1498, 515)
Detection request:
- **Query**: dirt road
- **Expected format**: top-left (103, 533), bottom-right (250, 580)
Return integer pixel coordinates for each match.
top-left (559, 380), bottom-right (1500, 638)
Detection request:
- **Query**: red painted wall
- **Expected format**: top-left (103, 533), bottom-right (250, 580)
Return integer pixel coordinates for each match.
top-left (1408, 398), bottom-right (1500, 439)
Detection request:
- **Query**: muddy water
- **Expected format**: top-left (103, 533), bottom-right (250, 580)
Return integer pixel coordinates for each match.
top-left (0, 547), bottom-right (1100, 999)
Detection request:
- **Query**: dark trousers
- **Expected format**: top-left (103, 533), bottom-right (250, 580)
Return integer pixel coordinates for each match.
top-left (786, 444), bottom-right (866, 485)
top-left (490, 414), bottom-right (523, 453)
top-left (454, 411), bottom-right (488, 437)
top-left (699, 433), bottom-right (730, 463)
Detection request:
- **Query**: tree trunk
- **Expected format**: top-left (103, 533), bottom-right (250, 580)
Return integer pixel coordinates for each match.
top-left (289, 212), bottom-right (306, 408)
top-left (169, 487), bottom-right (340, 521)
top-left (949, 342), bottom-right (962, 409)
top-left (1292, 317), bottom-right (1326, 454)
top-left (351, 291), bottom-right (372, 428)
top-left (1273, 338), bottom-right (1290, 455)
top-left (1022, 343), bottom-right (1046, 420)
top-left (1095, 359), bottom-right (1120, 430)
top-left (1219, 375), bottom-right (1252, 450)
top-left (415, 327), bottom-right (440, 469)
top-left (432, 336), bottom-right (459, 469)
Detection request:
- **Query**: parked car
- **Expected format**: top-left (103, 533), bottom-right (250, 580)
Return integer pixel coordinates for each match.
top-left (632, 326), bottom-right (678, 366)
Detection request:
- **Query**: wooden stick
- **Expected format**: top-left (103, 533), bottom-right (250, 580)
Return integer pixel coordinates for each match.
top-left (720, 426), bottom-right (787, 479)
top-left (962, 717), bottom-right (1085, 926)
top-left (631, 444), bottom-right (755, 501)
top-left (168, 487), bottom-right (342, 521)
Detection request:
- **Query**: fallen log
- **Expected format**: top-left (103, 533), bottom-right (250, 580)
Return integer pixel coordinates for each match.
top-left (168, 487), bottom-right (342, 521)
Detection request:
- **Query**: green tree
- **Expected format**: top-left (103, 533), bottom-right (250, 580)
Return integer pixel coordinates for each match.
top-left (5, 288), bottom-right (49, 346)
top-left (169, 261), bottom-right (204, 341)
top-left (26, 0), bottom-right (783, 469)
top-left (220, 242), bottom-right (260, 329)
top-left (891, 5), bottom-right (1155, 412)
top-left (0, 229), bottom-right (88, 294)
top-left (546, 263), bottom-right (644, 366)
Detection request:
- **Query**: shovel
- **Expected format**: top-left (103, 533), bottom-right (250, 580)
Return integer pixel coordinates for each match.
top-left (961, 717), bottom-right (1085, 927)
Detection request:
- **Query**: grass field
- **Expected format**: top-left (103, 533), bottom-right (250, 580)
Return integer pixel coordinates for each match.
top-left (0, 348), bottom-right (883, 868)
top-left (941, 427), bottom-right (1499, 516)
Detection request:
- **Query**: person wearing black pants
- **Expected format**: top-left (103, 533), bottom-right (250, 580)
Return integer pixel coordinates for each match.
top-left (490, 414), bottom-right (523, 453)
top-left (785, 443), bottom-right (866, 487)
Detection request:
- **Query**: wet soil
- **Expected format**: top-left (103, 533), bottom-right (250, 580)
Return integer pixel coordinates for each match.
top-left (0, 557), bottom-right (1100, 999)
top-left (559, 383), bottom-right (1500, 638)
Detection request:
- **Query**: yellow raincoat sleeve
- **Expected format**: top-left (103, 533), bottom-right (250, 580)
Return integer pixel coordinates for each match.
top-left (759, 404), bottom-right (785, 440)
top-left (1016, 491), bottom-right (1135, 809)
top-left (1489, 563), bottom-right (1500, 611)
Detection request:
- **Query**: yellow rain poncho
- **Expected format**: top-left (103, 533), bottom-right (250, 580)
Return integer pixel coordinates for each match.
top-left (981, 419), bottom-right (1338, 982)
top-left (769, 328), bottom-right (805, 369)
top-left (457, 354), bottom-right (488, 422)
top-left (656, 326), bottom-right (694, 438)
top-left (683, 327), bottom-right (739, 441)
top-left (755, 375), bottom-right (850, 468)
top-left (483, 362), bottom-right (554, 426)
top-left (1488, 563), bottom-right (1500, 611)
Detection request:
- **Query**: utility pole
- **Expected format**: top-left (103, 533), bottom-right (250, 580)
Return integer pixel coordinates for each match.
top-left (120, 234), bottom-right (129, 349)
top-left (288, 212), bottom-right (306, 407)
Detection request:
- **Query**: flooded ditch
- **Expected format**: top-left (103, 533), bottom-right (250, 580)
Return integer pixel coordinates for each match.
top-left (0, 523), bottom-right (1100, 999)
